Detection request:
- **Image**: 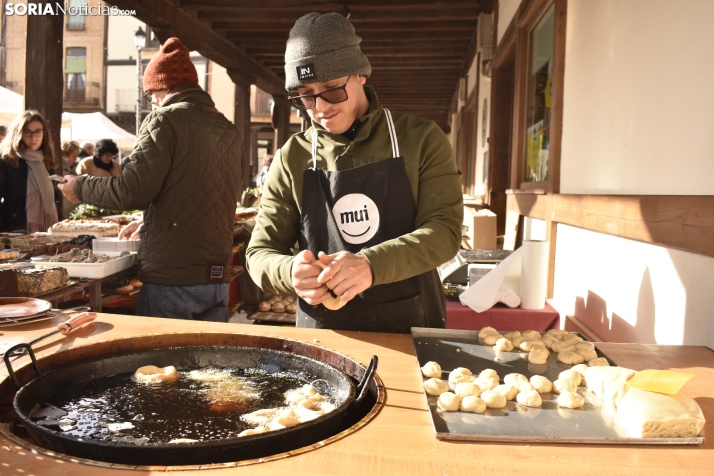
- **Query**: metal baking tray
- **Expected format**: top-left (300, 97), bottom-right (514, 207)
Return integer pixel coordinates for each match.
top-left (411, 327), bottom-right (704, 445)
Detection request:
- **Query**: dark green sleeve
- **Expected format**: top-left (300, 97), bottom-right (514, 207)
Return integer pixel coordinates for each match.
top-left (360, 121), bottom-right (463, 285)
top-left (74, 113), bottom-right (174, 211)
top-left (245, 149), bottom-right (300, 295)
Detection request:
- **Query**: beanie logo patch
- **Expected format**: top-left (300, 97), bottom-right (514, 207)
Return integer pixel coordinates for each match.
top-left (296, 63), bottom-right (316, 81)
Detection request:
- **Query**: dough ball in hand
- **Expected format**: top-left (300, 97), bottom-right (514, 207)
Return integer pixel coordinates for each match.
top-left (503, 373), bottom-right (528, 386)
top-left (530, 375), bottom-right (553, 393)
top-left (421, 361), bottom-right (442, 379)
top-left (588, 357), bottom-right (610, 367)
top-left (557, 390), bottom-right (584, 409)
top-left (478, 326), bottom-right (499, 338)
top-left (516, 389), bottom-right (543, 408)
top-left (455, 382), bottom-right (482, 398)
top-left (437, 392), bottom-right (461, 411)
top-left (558, 369), bottom-right (582, 387)
top-left (481, 390), bottom-right (507, 409)
top-left (493, 337), bottom-right (514, 352)
top-left (553, 377), bottom-right (577, 394)
top-left (493, 384), bottom-right (518, 401)
top-left (424, 378), bottom-right (449, 396)
top-left (460, 396), bottom-right (487, 413)
top-left (557, 351), bottom-right (585, 365)
top-left (528, 347), bottom-right (550, 365)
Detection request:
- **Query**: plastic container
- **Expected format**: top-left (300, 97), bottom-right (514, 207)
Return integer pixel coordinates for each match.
top-left (33, 253), bottom-right (137, 279)
top-left (92, 238), bottom-right (140, 253)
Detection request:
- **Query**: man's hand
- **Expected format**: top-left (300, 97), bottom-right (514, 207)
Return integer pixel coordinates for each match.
top-left (119, 220), bottom-right (143, 240)
top-left (57, 175), bottom-right (81, 204)
top-left (316, 251), bottom-right (373, 303)
top-left (291, 250), bottom-right (331, 305)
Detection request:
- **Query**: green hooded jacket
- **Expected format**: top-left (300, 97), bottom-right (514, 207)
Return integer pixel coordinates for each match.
top-left (246, 87), bottom-right (463, 295)
top-left (74, 86), bottom-right (243, 285)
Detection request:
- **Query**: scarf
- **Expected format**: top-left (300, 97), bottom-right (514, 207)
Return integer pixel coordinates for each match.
top-left (19, 148), bottom-right (58, 233)
top-left (92, 155), bottom-right (116, 173)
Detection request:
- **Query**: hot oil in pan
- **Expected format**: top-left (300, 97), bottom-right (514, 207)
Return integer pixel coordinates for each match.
top-left (37, 368), bottom-right (328, 444)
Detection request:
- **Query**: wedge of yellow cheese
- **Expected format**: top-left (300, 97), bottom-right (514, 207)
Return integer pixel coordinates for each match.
top-left (625, 369), bottom-right (694, 395)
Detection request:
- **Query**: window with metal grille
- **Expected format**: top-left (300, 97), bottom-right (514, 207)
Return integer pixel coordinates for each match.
top-left (67, 0), bottom-right (87, 30)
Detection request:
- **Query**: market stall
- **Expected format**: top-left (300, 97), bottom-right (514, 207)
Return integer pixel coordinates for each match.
top-left (0, 314), bottom-right (711, 475)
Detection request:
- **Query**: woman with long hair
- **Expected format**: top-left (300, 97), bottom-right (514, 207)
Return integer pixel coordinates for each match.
top-left (60, 140), bottom-right (81, 176)
top-left (0, 110), bottom-right (59, 232)
top-left (77, 138), bottom-right (121, 177)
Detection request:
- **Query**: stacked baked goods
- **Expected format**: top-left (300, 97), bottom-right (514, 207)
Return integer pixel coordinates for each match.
top-left (17, 266), bottom-right (70, 296)
top-left (257, 295), bottom-right (298, 314)
top-left (48, 219), bottom-right (120, 238)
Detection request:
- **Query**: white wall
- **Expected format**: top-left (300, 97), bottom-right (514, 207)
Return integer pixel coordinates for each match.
top-left (560, 0), bottom-right (714, 195)
top-left (497, 0), bottom-right (521, 43)
top-left (552, 225), bottom-right (714, 347)
top-left (106, 65), bottom-right (137, 114)
top-left (107, 15), bottom-right (143, 60)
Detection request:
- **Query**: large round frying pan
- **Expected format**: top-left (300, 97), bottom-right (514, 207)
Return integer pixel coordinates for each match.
top-left (10, 346), bottom-right (377, 466)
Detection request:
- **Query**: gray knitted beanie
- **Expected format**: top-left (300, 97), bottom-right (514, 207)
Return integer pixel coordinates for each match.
top-left (284, 12), bottom-right (372, 91)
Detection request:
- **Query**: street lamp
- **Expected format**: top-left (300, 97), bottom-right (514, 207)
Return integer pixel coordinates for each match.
top-left (134, 27), bottom-right (146, 136)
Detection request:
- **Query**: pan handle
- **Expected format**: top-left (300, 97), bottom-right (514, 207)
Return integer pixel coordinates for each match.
top-left (3, 343), bottom-right (41, 389)
top-left (354, 355), bottom-right (378, 404)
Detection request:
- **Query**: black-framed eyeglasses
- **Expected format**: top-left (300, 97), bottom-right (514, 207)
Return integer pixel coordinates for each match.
top-left (288, 76), bottom-right (351, 110)
top-left (22, 128), bottom-right (44, 138)
top-left (143, 91), bottom-right (152, 101)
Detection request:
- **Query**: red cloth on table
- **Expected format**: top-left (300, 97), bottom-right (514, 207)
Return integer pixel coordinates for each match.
top-left (445, 301), bottom-right (560, 332)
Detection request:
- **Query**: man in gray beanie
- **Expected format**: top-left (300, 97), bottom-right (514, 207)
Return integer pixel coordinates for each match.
top-left (247, 12), bottom-right (463, 333)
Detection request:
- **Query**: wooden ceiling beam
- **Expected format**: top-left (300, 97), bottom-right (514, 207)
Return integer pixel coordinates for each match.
top-left (183, 0), bottom-right (481, 12)
top-left (109, 0), bottom-right (285, 94)
top-left (211, 20), bottom-right (476, 33)
top-left (226, 29), bottom-right (473, 42)
top-left (198, 9), bottom-right (479, 22)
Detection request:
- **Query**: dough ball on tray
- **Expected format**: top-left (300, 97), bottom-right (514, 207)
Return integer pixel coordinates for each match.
top-left (503, 373), bottom-right (528, 386)
top-left (530, 375), bottom-right (553, 393)
top-left (483, 333), bottom-right (501, 346)
top-left (578, 349), bottom-right (599, 362)
top-left (558, 369), bottom-right (582, 387)
top-left (493, 337), bottom-right (514, 352)
top-left (493, 384), bottom-right (518, 401)
top-left (551, 341), bottom-right (577, 354)
top-left (455, 382), bottom-right (482, 398)
top-left (421, 361), bottom-right (442, 379)
top-left (474, 377), bottom-right (499, 392)
top-left (481, 390), bottom-right (507, 409)
top-left (563, 333), bottom-right (584, 345)
top-left (479, 369), bottom-right (499, 381)
top-left (558, 351), bottom-right (585, 365)
top-left (503, 331), bottom-right (521, 340)
top-left (557, 391), bottom-right (584, 409)
top-left (516, 389), bottom-right (543, 408)
top-left (521, 330), bottom-right (541, 340)
top-left (519, 339), bottom-right (546, 352)
top-left (424, 378), bottom-right (449, 396)
top-left (460, 396), bottom-right (487, 413)
top-left (588, 357), bottom-right (610, 367)
top-left (553, 377), bottom-right (577, 394)
top-left (478, 326), bottom-right (499, 338)
top-left (437, 392), bottom-right (461, 411)
top-left (528, 347), bottom-right (550, 365)
top-left (575, 342), bottom-right (595, 352)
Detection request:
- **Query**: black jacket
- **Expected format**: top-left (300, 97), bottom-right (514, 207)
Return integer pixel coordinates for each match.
top-left (0, 158), bottom-right (29, 232)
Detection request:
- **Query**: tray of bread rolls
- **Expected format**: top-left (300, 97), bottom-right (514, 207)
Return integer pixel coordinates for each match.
top-left (251, 294), bottom-right (297, 324)
top-left (411, 327), bottom-right (705, 445)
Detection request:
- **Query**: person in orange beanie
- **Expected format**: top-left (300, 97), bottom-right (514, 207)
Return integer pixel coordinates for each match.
top-left (60, 37), bottom-right (244, 322)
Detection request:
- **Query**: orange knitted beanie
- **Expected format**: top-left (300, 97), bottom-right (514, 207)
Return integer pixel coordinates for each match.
top-left (142, 37), bottom-right (198, 92)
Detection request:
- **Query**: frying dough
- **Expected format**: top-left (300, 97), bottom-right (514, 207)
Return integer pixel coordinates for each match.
top-left (168, 438), bottom-right (199, 444)
top-left (503, 331), bottom-right (521, 340)
top-left (615, 387), bottom-right (706, 438)
top-left (424, 378), bottom-right (449, 396)
top-left (478, 326), bottom-right (499, 338)
top-left (557, 351), bottom-right (586, 365)
top-left (588, 357), bottom-right (610, 367)
top-left (134, 365), bottom-right (179, 385)
top-left (483, 334), bottom-right (501, 346)
top-left (516, 389), bottom-right (542, 408)
top-left (493, 384), bottom-right (518, 401)
top-left (503, 373), bottom-right (528, 386)
top-left (557, 390), bottom-right (584, 409)
top-left (421, 361), bottom-right (442, 379)
top-left (311, 260), bottom-right (347, 310)
top-left (460, 396), bottom-right (487, 413)
top-left (530, 375), bottom-right (553, 394)
top-left (528, 347), bottom-right (550, 365)
top-left (481, 390), bottom-right (507, 409)
top-left (479, 369), bottom-right (499, 381)
top-left (494, 337), bottom-right (514, 352)
top-left (455, 382), bottom-right (482, 398)
top-left (558, 369), bottom-right (582, 387)
top-left (551, 341), bottom-right (577, 354)
top-left (552, 377), bottom-right (577, 394)
top-left (437, 392), bottom-right (462, 411)
top-left (238, 427), bottom-right (270, 437)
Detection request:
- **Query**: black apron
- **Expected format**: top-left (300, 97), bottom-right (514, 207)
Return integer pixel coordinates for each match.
top-left (297, 109), bottom-right (446, 333)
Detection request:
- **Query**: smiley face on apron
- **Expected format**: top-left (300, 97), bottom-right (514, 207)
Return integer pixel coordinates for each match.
top-left (331, 193), bottom-right (380, 244)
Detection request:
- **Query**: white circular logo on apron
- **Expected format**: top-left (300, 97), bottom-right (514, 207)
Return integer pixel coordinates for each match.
top-left (332, 193), bottom-right (380, 244)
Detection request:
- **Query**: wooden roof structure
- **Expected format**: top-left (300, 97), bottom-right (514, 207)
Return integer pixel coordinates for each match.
top-left (111, 0), bottom-right (494, 131)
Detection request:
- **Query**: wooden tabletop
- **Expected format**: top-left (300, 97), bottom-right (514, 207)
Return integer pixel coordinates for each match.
top-left (0, 314), bottom-right (712, 475)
